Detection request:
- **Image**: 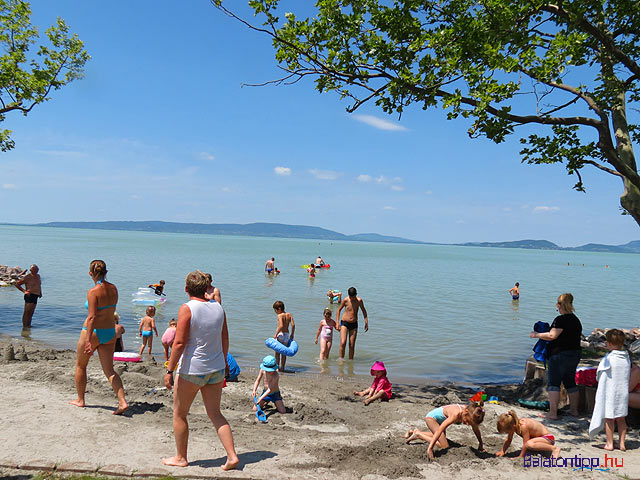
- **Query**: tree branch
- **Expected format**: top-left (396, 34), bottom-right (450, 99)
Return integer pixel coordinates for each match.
top-left (582, 159), bottom-right (623, 177)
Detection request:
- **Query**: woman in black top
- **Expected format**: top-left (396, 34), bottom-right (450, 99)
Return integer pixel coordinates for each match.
top-left (530, 293), bottom-right (582, 420)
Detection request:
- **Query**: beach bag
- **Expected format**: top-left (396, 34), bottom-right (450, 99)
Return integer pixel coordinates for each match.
top-left (226, 352), bottom-right (241, 381)
top-left (533, 321), bottom-right (550, 364)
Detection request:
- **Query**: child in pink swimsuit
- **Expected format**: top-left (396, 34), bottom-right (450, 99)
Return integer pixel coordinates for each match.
top-left (161, 318), bottom-right (177, 361)
top-left (315, 308), bottom-right (337, 360)
top-left (354, 361), bottom-right (393, 405)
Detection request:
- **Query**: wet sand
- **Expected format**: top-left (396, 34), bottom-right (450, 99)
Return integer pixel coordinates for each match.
top-left (1, 338), bottom-right (639, 479)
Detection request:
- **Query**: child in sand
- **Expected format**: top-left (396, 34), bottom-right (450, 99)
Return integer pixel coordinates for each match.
top-left (161, 318), bottom-right (177, 361)
top-left (354, 361), bottom-right (392, 405)
top-left (496, 410), bottom-right (560, 458)
top-left (273, 300), bottom-right (295, 371)
top-left (114, 312), bottom-right (125, 352)
top-left (589, 329), bottom-right (631, 451)
top-left (252, 355), bottom-right (286, 414)
top-left (315, 308), bottom-right (337, 360)
top-left (138, 306), bottom-right (158, 355)
top-left (403, 401), bottom-right (485, 460)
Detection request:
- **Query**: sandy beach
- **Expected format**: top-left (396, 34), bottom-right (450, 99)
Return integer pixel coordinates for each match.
top-left (1, 337), bottom-right (639, 480)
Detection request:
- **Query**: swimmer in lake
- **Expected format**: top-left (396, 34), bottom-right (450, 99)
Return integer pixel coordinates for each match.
top-left (509, 282), bottom-right (520, 301)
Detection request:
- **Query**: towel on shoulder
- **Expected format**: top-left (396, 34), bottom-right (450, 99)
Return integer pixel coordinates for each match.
top-left (588, 350), bottom-right (630, 438)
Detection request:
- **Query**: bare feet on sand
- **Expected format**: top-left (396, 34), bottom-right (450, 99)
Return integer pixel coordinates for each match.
top-left (364, 398), bottom-right (372, 405)
top-left (221, 457), bottom-right (240, 471)
top-left (402, 429), bottom-right (415, 439)
top-left (552, 446), bottom-right (561, 458)
top-left (113, 403), bottom-right (128, 415)
top-left (68, 399), bottom-right (85, 408)
top-left (620, 442), bottom-right (626, 452)
top-left (162, 456), bottom-right (188, 467)
top-left (537, 412), bottom-right (558, 420)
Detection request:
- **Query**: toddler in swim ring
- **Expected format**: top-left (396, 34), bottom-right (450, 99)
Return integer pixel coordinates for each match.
top-left (138, 305), bottom-right (158, 355)
top-left (496, 410), bottom-right (560, 458)
top-left (354, 361), bottom-right (393, 405)
top-left (161, 318), bottom-right (177, 361)
top-left (403, 401), bottom-right (485, 460)
top-left (315, 308), bottom-right (338, 360)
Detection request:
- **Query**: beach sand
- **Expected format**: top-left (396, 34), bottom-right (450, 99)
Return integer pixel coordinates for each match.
top-left (1, 338), bottom-right (638, 479)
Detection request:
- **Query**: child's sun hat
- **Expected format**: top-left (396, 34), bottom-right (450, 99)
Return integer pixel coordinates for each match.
top-left (371, 361), bottom-right (387, 376)
top-left (261, 355), bottom-right (278, 372)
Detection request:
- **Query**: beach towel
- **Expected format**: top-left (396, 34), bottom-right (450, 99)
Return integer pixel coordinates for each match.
top-left (532, 321), bottom-right (550, 363)
top-left (588, 350), bottom-right (630, 438)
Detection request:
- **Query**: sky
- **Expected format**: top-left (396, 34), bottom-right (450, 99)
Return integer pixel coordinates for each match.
top-left (0, 0), bottom-right (638, 246)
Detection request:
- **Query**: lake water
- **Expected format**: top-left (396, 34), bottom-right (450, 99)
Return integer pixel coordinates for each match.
top-left (0, 225), bottom-right (637, 384)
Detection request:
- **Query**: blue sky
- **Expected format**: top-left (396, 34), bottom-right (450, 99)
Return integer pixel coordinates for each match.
top-left (0, 0), bottom-right (638, 246)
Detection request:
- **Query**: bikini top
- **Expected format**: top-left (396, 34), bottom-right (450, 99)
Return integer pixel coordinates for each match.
top-left (84, 279), bottom-right (117, 310)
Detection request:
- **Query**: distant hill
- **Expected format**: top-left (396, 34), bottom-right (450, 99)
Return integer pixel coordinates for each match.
top-left (458, 239), bottom-right (640, 254)
top-left (33, 221), bottom-right (425, 245)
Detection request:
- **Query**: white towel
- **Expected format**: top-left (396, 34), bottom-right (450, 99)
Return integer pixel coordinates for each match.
top-left (589, 350), bottom-right (631, 438)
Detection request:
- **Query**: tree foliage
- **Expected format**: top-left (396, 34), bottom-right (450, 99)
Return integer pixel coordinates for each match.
top-left (0, 0), bottom-right (89, 151)
top-left (214, 0), bottom-right (640, 226)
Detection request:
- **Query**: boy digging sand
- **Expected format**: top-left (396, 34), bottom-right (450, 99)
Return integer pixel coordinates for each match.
top-left (252, 355), bottom-right (286, 414)
top-left (139, 306), bottom-right (158, 355)
top-left (589, 329), bottom-right (631, 451)
top-left (273, 301), bottom-right (295, 372)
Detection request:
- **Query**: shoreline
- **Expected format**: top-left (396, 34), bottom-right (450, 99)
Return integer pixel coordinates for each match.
top-left (2, 339), bottom-right (639, 479)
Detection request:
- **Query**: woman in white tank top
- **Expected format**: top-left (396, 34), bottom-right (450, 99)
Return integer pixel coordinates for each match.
top-left (162, 270), bottom-right (239, 471)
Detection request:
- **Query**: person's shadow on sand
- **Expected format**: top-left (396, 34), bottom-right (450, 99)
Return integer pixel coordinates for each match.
top-left (85, 401), bottom-right (164, 417)
top-left (190, 450), bottom-right (277, 470)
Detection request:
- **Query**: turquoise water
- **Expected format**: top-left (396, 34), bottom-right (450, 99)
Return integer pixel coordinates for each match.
top-left (1, 225), bottom-right (637, 383)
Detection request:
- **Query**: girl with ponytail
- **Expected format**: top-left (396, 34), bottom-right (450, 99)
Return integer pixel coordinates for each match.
top-left (496, 410), bottom-right (560, 458)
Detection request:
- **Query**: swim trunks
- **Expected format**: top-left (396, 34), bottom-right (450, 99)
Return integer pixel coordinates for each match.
top-left (261, 389), bottom-right (283, 403)
top-left (141, 330), bottom-right (153, 338)
top-left (340, 321), bottom-right (358, 331)
top-left (512, 294), bottom-right (520, 300)
top-left (24, 293), bottom-right (39, 304)
top-left (179, 368), bottom-right (225, 387)
top-left (277, 332), bottom-right (291, 346)
top-left (82, 326), bottom-right (116, 344)
top-left (267, 268), bottom-right (273, 273)
top-left (541, 434), bottom-right (555, 445)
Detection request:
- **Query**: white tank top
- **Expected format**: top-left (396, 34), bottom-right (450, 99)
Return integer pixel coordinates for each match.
top-left (177, 299), bottom-right (226, 375)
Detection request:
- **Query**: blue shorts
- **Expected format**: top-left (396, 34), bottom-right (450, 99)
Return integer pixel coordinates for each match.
top-left (261, 389), bottom-right (283, 403)
top-left (141, 330), bottom-right (153, 338)
top-left (426, 407), bottom-right (447, 424)
top-left (179, 369), bottom-right (225, 387)
top-left (547, 349), bottom-right (581, 393)
top-left (512, 295), bottom-right (519, 300)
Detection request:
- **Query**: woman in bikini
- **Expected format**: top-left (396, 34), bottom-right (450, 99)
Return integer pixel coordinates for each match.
top-left (69, 260), bottom-right (128, 415)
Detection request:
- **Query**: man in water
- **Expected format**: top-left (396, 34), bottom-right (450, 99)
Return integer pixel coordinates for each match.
top-left (15, 264), bottom-right (42, 328)
top-left (265, 257), bottom-right (276, 274)
top-left (509, 282), bottom-right (520, 301)
top-left (336, 287), bottom-right (368, 360)
top-left (148, 280), bottom-right (165, 296)
top-left (315, 256), bottom-right (325, 267)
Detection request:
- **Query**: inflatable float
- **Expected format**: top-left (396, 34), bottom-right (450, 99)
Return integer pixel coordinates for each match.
top-left (300, 264), bottom-right (330, 269)
top-left (131, 287), bottom-right (166, 306)
top-left (265, 337), bottom-right (299, 357)
top-left (113, 352), bottom-right (142, 362)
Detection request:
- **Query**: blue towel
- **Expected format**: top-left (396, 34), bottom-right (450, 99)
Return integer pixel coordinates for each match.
top-left (533, 321), bottom-right (550, 363)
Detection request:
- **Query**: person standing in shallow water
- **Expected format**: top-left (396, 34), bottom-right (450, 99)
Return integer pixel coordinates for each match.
top-left (69, 260), bottom-right (128, 415)
top-left (336, 287), bottom-right (368, 360)
top-left (509, 282), bottom-right (520, 301)
top-left (15, 264), bottom-right (42, 328)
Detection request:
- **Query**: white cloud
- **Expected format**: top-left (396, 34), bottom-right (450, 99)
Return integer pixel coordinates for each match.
top-left (309, 169), bottom-right (341, 180)
top-left (424, 190), bottom-right (433, 195)
top-left (352, 114), bottom-right (408, 131)
top-left (221, 187), bottom-right (232, 193)
top-left (274, 166), bottom-right (291, 176)
top-left (35, 149), bottom-right (88, 158)
top-left (358, 173), bottom-right (404, 190)
top-left (130, 194), bottom-right (141, 200)
top-left (199, 151), bottom-right (215, 161)
top-left (502, 207), bottom-right (512, 212)
top-left (391, 185), bottom-right (404, 191)
top-left (357, 174), bottom-right (373, 182)
top-left (533, 206), bottom-right (560, 213)
top-left (2, 183), bottom-right (16, 189)
top-left (383, 206), bottom-right (396, 211)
